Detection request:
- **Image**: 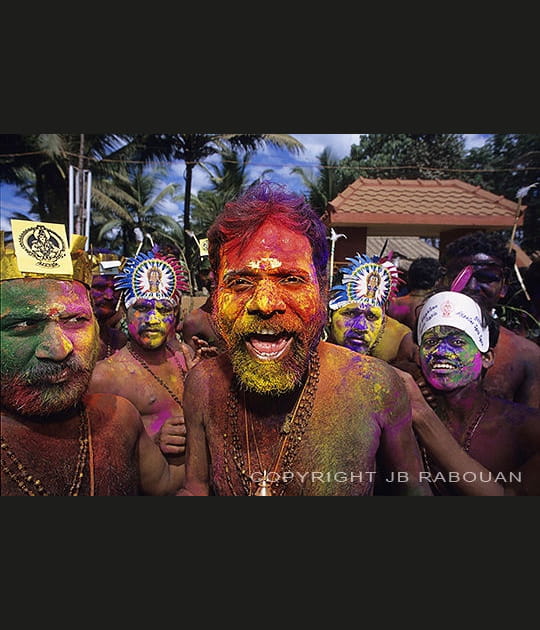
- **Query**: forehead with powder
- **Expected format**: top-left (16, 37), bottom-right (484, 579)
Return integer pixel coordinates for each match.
top-left (1, 278), bottom-right (91, 316)
top-left (220, 220), bottom-right (314, 274)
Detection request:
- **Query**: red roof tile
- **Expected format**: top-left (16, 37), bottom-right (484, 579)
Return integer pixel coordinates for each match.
top-left (327, 178), bottom-right (524, 233)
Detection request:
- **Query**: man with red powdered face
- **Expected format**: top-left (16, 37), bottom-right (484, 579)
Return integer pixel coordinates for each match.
top-left (178, 182), bottom-right (432, 496)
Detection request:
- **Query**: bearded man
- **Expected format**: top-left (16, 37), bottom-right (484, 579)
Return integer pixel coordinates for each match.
top-left (1, 222), bottom-right (184, 496)
top-left (178, 182), bottom-right (431, 496)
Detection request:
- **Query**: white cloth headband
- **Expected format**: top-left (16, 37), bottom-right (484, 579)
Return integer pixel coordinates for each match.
top-left (417, 291), bottom-right (489, 352)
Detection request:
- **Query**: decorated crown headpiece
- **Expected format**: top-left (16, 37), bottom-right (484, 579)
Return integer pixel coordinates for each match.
top-left (329, 253), bottom-right (402, 311)
top-left (115, 245), bottom-right (190, 308)
top-left (1, 219), bottom-right (92, 287)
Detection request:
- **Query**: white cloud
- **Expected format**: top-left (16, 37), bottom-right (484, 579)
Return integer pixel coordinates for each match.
top-left (290, 134), bottom-right (361, 161)
top-left (463, 134), bottom-right (491, 149)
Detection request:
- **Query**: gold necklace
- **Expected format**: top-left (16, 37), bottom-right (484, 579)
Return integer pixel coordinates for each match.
top-left (126, 342), bottom-right (185, 408)
top-left (1, 406), bottom-right (93, 496)
top-left (224, 350), bottom-right (320, 496)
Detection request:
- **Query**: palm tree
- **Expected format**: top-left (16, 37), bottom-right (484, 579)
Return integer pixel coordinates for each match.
top-left (91, 163), bottom-right (181, 258)
top-left (190, 147), bottom-right (274, 236)
top-left (126, 134), bottom-right (304, 267)
top-left (0, 134), bottom-right (132, 227)
top-left (291, 147), bottom-right (343, 216)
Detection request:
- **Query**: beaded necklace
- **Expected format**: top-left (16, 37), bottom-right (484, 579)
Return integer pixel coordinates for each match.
top-left (368, 314), bottom-right (387, 356)
top-left (420, 397), bottom-right (490, 494)
top-left (126, 341), bottom-right (185, 408)
top-left (224, 350), bottom-right (320, 496)
top-left (1, 406), bottom-right (94, 496)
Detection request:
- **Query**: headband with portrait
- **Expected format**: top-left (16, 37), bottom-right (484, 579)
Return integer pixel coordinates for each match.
top-left (115, 245), bottom-right (190, 309)
top-left (1, 219), bottom-right (92, 287)
top-left (417, 291), bottom-right (489, 353)
top-left (329, 253), bottom-right (401, 311)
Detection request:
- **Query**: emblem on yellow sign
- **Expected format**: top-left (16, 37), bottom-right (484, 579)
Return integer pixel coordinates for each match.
top-left (11, 220), bottom-right (73, 275)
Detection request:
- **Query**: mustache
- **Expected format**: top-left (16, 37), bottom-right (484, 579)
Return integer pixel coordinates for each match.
top-left (139, 324), bottom-right (166, 333)
top-left (344, 331), bottom-right (369, 342)
top-left (23, 356), bottom-right (91, 385)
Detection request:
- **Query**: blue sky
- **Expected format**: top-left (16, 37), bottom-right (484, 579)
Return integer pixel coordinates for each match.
top-left (0, 133), bottom-right (491, 232)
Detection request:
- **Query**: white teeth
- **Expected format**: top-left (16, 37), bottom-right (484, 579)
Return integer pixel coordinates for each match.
top-left (258, 328), bottom-right (277, 335)
top-left (432, 362), bottom-right (454, 369)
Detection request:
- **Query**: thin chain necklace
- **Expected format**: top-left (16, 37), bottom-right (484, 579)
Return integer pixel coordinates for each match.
top-left (420, 396), bottom-right (490, 493)
top-left (224, 350), bottom-right (320, 496)
top-left (126, 341), bottom-right (185, 408)
top-left (1, 406), bottom-right (93, 496)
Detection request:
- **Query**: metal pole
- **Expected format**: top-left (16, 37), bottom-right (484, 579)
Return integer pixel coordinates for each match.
top-left (84, 170), bottom-right (92, 249)
top-left (68, 165), bottom-right (74, 236)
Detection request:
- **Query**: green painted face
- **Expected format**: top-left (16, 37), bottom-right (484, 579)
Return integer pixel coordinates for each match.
top-left (0, 278), bottom-right (99, 416)
top-left (419, 325), bottom-right (484, 392)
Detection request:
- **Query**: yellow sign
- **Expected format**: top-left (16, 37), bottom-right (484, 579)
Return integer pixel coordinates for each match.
top-left (199, 238), bottom-right (209, 257)
top-left (11, 220), bottom-right (73, 276)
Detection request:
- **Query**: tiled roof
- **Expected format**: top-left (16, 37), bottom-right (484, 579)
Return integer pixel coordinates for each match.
top-left (328, 178), bottom-right (524, 232)
top-left (365, 236), bottom-right (439, 270)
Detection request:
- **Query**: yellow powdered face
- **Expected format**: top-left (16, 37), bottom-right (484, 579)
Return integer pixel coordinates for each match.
top-left (215, 219), bottom-right (326, 394)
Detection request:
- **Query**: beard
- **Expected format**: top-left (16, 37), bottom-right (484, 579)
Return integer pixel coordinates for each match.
top-left (0, 345), bottom-right (99, 417)
top-left (217, 307), bottom-right (326, 396)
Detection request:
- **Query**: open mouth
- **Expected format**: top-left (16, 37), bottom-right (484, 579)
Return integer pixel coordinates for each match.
top-left (430, 361), bottom-right (458, 373)
top-left (245, 329), bottom-right (294, 361)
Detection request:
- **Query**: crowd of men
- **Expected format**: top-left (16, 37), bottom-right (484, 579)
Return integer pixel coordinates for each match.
top-left (1, 182), bottom-right (539, 496)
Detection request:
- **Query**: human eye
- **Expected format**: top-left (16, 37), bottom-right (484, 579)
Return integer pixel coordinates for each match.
top-left (63, 314), bottom-right (91, 327)
top-left (4, 318), bottom-right (43, 334)
top-left (225, 276), bottom-right (253, 290)
top-left (280, 275), bottom-right (305, 285)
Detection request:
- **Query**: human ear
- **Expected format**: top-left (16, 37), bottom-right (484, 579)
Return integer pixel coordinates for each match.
top-left (481, 349), bottom-right (494, 370)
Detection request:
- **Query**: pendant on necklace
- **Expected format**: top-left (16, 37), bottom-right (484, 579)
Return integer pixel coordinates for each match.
top-left (254, 471), bottom-right (273, 496)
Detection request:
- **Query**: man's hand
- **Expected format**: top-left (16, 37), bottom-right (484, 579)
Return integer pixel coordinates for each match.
top-left (158, 415), bottom-right (186, 456)
top-left (192, 336), bottom-right (220, 362)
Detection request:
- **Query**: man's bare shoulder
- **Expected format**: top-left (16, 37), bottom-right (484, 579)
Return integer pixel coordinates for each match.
top-left (183, 352), bottom-right (232, 388)
top-left (318, 341), bottom-right (401, 386)
top-left (83, 391), bottom-right (143, 432)
top-left (94, 346), bottom-right (133, 372)
top-left (499, 326), bottom-right (540, 357)
top-left (490, 395), bottom-right (540, 424)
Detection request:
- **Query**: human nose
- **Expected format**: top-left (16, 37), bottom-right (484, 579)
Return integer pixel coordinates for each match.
top-left (103, 286), bottom-right (116, 300)
top-left (246, 279), bottom-right (286, 316)
top-left (35, 322), bottom-right (74, 360)
top-left (146, 308), bottom-right (161, 324)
